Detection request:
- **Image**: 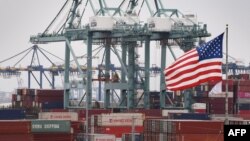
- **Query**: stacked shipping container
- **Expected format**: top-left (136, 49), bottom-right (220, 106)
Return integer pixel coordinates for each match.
top-left (91, 113), bottom-right (145, 139)
top-left (0, 120), bottom-right (32, 141)
top-left (143, 119), bottom-right (224, 141)
top-left (236, 80), bottom-right (250, 118)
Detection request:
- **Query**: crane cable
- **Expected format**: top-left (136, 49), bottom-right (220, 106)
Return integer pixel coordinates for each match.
top-left (0, 47), bottom-right (32, 64)
top-left (42, 0), bottom-right (70, 35)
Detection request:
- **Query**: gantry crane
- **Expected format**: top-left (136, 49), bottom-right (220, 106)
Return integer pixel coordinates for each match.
top-left (30, 0), bottom-right (211, 109)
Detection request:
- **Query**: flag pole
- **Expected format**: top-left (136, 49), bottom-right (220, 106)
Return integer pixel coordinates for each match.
top-left (225, 24), bottom-right (229, 124)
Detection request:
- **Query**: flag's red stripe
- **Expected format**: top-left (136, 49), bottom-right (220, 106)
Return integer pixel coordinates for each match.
top-left (167, 77), bottom-right (222, 91)
top-left (165, 59), bottom-right (199, 76)
top-left (166, 50), bottom-right (197, 70)
top-left (167, 69), bottom-right (222, 87)
top-left (166, 62), bottom-right (222, 79)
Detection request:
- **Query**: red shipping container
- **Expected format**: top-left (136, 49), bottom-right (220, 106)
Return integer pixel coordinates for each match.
top-left (36, 89), bottom-right (64, 95)
top-left (238, 110), bottom-right (250, 115)
top-left (168, 120), bottom-right (224, 134)
top-left (208, 80), bottom-right (234, 91)
top-left (96, 126), bottom-right (143, 138)
top-left (32, 133), bottom-right (73, 141)
top-left (237, 86), bottom-right (250, 92)
top-left (238, 80), bottom-right (250, 86)
top-left (169, 133), bottom-right (224, 141)
top-left (48, 109), bottom-right (69, 112)
top-left (240, 74), bottom-right (250, 80)
top-left (12, 94), bottom-right (17, 102)
top-left (0, 120), bottom-right (31, 134)
top-left (71, 121), bottom-right (84, 134)
top-left (0, 134), bottom-right (32, 141)
top-left (237, 91), bottom-right (250, 98)
top-left (208, 97), bottom-right (234, 104)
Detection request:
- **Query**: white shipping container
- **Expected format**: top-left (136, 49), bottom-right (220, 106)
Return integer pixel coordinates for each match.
top-left (162, 109), bottom-right (189, 117)
top-left (89, 16), bottom-right (114, 31)
top-left (98, 113), bottom-right (145, 126)
top-left (116, 138), bottom-right (122, 141)
top-left (147, 17), bottom-right (172, 32)
top-left (39, 112), bottom-right (78, 121)
top-left (192, 103), bottom-right (206, 109)
top-left (17, 95), bottom-right (21, 101)
top-left (237, 98), bottom-right (250, 103)
top-left (93, 134), bottom-right (116, 141)
top-left (208, 92), bottom-right (233, 98)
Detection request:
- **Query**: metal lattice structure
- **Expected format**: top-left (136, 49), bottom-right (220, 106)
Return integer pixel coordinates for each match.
top-left (29, 0), bottom-right (212, 109)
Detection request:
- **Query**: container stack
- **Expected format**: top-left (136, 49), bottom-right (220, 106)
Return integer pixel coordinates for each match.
top-left (38, 111), bottom-right (84, 138)
top-left (12, 88), bottom-right (65, 116)
top-left (0, 120), bottom-right (32, 141)
top-left (31, 120), bottom-right (73, 141)
top-left (91, 113), bottom-right (145, 139)
top-left (143, 119), bottom-right (224, 141)
top-left (35, 89), bottom-right (64, 110)
top-left (12, 88), bottom-right (37, 116)
top-left (236, 80), bottom-right (250, 118)
top-left (208, 80), bottom-right (235, 114)
top-left (192, 80), bottom-right (235, 114)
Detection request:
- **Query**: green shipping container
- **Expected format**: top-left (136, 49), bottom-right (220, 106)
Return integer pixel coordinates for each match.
top-left (31, 120), bottom-right (70, 133)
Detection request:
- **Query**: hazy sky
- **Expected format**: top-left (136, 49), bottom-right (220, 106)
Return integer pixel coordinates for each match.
top-left (0, 0), bottom-right (250, 92)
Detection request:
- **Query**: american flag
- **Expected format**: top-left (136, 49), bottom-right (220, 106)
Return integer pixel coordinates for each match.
top-left (165, 33), bottom-right (224, 91)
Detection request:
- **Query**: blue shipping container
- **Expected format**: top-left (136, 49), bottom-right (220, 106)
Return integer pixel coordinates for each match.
top-left (0, 109), bottom-right (26, 120)
top-left (169, 113), bottom-right (210, 120)
top-left (42, 101), bottom-right (63, 109)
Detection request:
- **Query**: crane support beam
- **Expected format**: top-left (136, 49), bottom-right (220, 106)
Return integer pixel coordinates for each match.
top-left (160, 40), bottom-right (167, 108)
top-left (86, 31), bottom-right (93, 109)
top-left (127, 41), bottom-right (136, 109)
top-left (64, 41), bottom-right (71, 109)
top-left (104, 38), bottom-right (111, 108)
top-left (144, 35), bottom-right (150, 109)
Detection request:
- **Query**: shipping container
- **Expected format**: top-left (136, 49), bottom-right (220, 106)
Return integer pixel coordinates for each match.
top-left (39, 112), bottom-right (78, 121)
top-left (238, 110), bottom-right (250, 115)
top-left (237, 98), bottom-right (250, 103)
top-left (71, 121), bottom-right (84, 134)
top-left (78, 109), bottom-right (111, 121)
top-left (238, 103), bottom-right (250, 110)
top-left (41, 101), bottom-right (64, 109)
top-left (125, 109), bottom-right (162, 117)
top-left (31, 120), bottom-right (71, 133)
top-left (237, 91), bottom-right (250, 98)
top-left (191, 103), bottom-right (206, 113)
top-left (167, 120), bottom-right (224, 134)
top-left (168, 113), bottom-right (210, 120)
top-left (162, 109), bottom-right (189, 117)
top-left (0, 120), bottom-right (31, 134)
top-left (169, 133), bottom-right (224, 141)
top-left (97, 113), bottom-right (145, 126)
top-left (122, 133), bottom-right (142, 141)
top-left (0, 134), bottom-right (32, 141)
top-left (208, 92), bottom-right (234, 98)
top-left (0, 109), bottom-right (26, 120)
top-left (33, 133), bottom-right (73, 141)
top-left (76, 133), bottom-right (116, 141)
top-left (94, 126), bottom-right (144, 138)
